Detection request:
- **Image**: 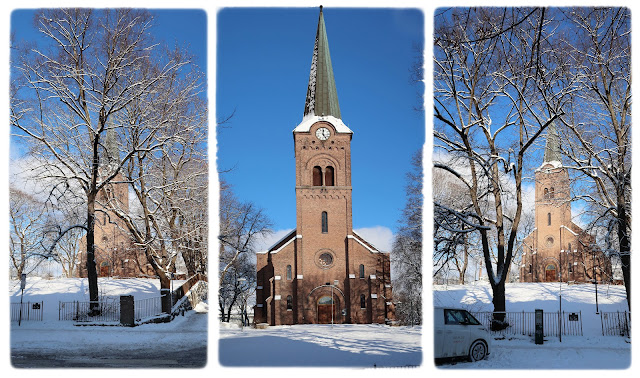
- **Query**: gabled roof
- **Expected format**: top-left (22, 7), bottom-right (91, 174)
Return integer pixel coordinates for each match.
top-left (303, 6), bottom-right (341, 120)
top-left (350, 230), bottom-right (388, 254)
top-left (256, 229), bottom-right (298, 255)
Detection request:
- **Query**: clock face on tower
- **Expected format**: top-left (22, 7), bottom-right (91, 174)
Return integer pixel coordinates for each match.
top-left (315, 127), bottom-right (330, 140)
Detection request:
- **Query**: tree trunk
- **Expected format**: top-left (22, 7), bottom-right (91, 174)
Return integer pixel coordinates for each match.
top-left (617, 199), bottom-right (630, 310)
top-left (491, 280), bottom-right (507, 326)
top-left (219, 302), bottom-right (226, 322)
top-left (86, 199), bottom-right (99, 314)
top-left (460, 243), bottom-right (469, 285)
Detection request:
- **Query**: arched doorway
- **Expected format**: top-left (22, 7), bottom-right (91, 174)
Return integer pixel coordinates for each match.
top-left (99, 261), bottom-right (111, 277)
top-left (317, 295), bottom-right (336, 324)
top-left (545, 264), bottom-right (557, 282)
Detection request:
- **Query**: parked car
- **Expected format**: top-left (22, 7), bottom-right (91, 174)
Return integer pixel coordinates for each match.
top-left (434, 307), bottom-right (491, 362)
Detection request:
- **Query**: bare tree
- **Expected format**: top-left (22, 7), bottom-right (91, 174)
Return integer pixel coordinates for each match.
top-left (10, 9), bottom-right (193, 311)
top-left (218, 252), bottom-right (256, 323)
top-left (433, 166), bottom-right (477, 284)
top-left (434, 8), bottom-right (569, 319)
top-left (11, 10), bottom-right (207, 307)
top-left (218, 180), bottom-right (272, 296)
top-left (557, 7), bottom-right (631, 309)
top-left (9, 188), bottom-right (47, 279)
top-left (392, 151), bottom-right (423, 325)
top-left (103, 45), bottom-right (207, 290)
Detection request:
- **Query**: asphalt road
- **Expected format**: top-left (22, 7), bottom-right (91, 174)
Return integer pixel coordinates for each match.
top-left (11, 311), bottom-right (208, 368)
top-left (11, 347), bottom-right (207, 368)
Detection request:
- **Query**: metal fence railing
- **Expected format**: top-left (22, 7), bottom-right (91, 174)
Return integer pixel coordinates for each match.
top-left (59, 297), bottom-right (120, 322)
top-left (471, 311), bottom-right (583, 337)
top-left (11, 301), bottom-right (44, 322)
top-left (134, 296), bottom-right (162, 321)
top-left (600, 311), bottom-right (630, 337)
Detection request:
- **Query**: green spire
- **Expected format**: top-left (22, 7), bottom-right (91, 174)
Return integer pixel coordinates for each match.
top-left (543, 123), bottom-right (562, 163)
top-left (104, 119), bottom-right (119, 167)
top-left (303, 6), bottom-right (341, 119)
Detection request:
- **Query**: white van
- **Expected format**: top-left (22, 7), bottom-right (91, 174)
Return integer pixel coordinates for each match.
top-left (434, 307), bottom-right (492, 361)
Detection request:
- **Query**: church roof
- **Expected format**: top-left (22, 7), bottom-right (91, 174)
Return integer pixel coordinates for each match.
top-left (303, 6), bottom-right (341, 120)
top-left (542, 123), bottom-right (562, 164)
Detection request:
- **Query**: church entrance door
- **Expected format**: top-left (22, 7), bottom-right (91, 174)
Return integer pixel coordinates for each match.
top-left (545, 264), bottom-right (556, 282)
top-left (317, 296), bottom-right (336, 324)
top-left (100, 262), bottom-right (110, 277)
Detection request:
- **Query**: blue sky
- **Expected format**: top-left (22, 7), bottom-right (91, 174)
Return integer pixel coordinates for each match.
top-left (9, 9), bottom-right (207, 160)
top-left (217, 7), bottom-right (425, 247)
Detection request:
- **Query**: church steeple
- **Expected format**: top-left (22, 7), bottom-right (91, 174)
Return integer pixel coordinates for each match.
top-left (543, 123), bottom-right (562, 164)
top-left (303, 6), bottom-right (341, 119)
top-left (104, 119), bottom-right (119, 171)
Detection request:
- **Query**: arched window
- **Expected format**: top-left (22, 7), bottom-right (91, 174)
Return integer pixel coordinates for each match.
top-left (286, 295), bottom-right (293, 310)
top-left (325, 166), bottom-right (334, 186)
top-left (549, 187), bottom-right (555, 199)
top-left (544, 188), bottom-right (549, 199)
top-left (321, 211), bottom-right (328, 233)
top-left (568, 243), bottom-right (572, 253)
top-left (528, 264), bottom-right (532, 274)
top-left (313, 166), bottom-right (323, 186)
top-left (360, 294), bottom-right (366, 309)
top-left (286, 265), bottom-right (292, 280)
top-left (548, 212), bottom-right (551, 226)
top-left (359, 264), bottom-right (365, 279)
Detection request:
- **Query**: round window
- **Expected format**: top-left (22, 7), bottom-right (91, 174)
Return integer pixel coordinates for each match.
top-left (545, 236), bottom-right (554, 247)
top-left (318, 252), bottom-right (334, 268)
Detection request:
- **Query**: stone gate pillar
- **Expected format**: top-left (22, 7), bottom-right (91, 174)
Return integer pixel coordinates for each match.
top-left (120, 295), bottom-right (135, 326)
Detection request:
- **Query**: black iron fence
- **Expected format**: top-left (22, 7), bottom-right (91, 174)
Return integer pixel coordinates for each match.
top-left (471, 311), bottom-right (583, 337)
top-left (11, 301), bottom-right (44, 322)
top-left (134, 296), bottom-right (163, 321)
top-left (600, 311), bottom-right (630, 337)
top-left (59, 297), bottom-right (120, 322)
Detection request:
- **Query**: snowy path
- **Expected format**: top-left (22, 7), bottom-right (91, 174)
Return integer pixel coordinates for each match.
top-left (219, 324), bottom-right (422, 367)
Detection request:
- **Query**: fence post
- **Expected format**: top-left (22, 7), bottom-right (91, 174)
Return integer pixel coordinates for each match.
top-left (579, 311), bottom-right (583, 336)
top-left (625, 311), bottom-right (630, 337)
top-left (600, 312), bottom-right (604, 336)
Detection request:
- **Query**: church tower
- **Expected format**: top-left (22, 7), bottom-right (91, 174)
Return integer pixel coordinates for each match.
top-left (534, 124), bottom-right (572, 258)
top-left (254, 7), bottom-right (394, 326)
top-left (521, 124), bottom-right (610, 283)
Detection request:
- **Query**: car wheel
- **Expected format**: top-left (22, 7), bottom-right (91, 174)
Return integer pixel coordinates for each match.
top-left (469, 340), bottom-right (487, 361)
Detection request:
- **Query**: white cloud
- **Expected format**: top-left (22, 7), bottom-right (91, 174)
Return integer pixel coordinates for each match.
top-left (354, 226), bottom-right (394, 252)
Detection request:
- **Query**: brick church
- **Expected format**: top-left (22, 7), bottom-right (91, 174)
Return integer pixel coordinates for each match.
top-left (254, 7), bottom-right (395, 326)
top-left (520, 124), bottom-right (611, 283)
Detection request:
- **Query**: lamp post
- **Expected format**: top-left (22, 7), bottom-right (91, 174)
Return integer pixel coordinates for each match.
top-left (592, 248), bottom-right (599, 314)
top-left (559, 249), bottom-right (564, 342)
top-left (532, 249), bottom-right (538, 282)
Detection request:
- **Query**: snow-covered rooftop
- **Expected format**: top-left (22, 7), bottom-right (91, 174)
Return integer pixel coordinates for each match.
top-left (293, 114), bottom-right (352, 134)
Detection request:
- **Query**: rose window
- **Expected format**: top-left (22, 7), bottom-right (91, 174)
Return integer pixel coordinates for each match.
top-left (318, 252), bottom-right (334, 268)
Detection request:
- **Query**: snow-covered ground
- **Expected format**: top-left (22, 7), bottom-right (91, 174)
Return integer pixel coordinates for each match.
top-left (7, 277), bottom-right (206, 368)
top-left (433, 282), bottom-right (631, 369)
top-left (219, 323), bottom-right (422, 367)
top-left (5, 277), bottom-right (635, 372)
